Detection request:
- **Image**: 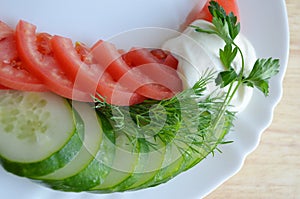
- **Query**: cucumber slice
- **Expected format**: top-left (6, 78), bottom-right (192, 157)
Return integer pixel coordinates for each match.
top-left (90, 132), bottom-right (139, 192)
top-left (108, 138), bottom-right (149, 192)
top-left (141, 141), bottom-right (184, 188)
top-left (181, 115), bottom-right (233, 172)
top-left (143, 112), bottom-right (233, 189)
top-left (39, 102), bottom-right (102, 181)
top-left (0, 91), bottom-right (83, 177)
top-left (113, 138), bottom-right (166, 192)
top-left (42, 111), bottom-right (116, 192)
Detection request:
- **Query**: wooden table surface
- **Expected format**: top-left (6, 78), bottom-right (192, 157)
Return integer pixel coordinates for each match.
top-left (206, 0), bottom-right (300, 198)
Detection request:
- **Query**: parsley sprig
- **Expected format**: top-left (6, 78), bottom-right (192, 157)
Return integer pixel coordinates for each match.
top-left (191, 0), bottom-right (280, 126)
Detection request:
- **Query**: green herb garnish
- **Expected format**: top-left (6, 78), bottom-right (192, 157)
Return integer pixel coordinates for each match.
top-left (94, 0), bottom-right (280, 159)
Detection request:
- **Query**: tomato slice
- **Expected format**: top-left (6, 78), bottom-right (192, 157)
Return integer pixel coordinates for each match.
top-left (163, 53), bottom-right (179, 70)
top-left (0, 21), bottom-right (13, 40)
top-left (123, 47), bottom-right (182, 92)
top-left (0, 21), bottom-right (47, 92)
top-left (0, 84), bottom-right (10, 90)
top-left (126, 48), bottom-right (178, 70)
top-left (182, 0), bottom-right (240, 29)
top-left (50, 35), bottom-right (146, 106)
top-left (15, 20), bottom-right (91, 101)
top-left (150, 49), bottom-right (168, 61)
top-left (148, 49), bottom-right (179, 70)
top-left (91, 41), bottom-right (179, 100)
top-left (197, 0), bottom-right (240, 22)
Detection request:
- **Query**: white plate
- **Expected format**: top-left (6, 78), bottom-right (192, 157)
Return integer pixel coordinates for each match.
top-left (0, 0), bottom-right (289, 198)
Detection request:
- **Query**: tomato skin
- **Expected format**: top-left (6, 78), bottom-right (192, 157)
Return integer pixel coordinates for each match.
top-left (0, 84), bottom-right (10, 90)
top-left (51, 36), bottom-right (146, 106)
top-left (0, 21), bottom-right (47, 92)
top-left (0, 21), bottom-right (13, 40)
top-left (15, 20), bottom-right (91, 101)
top-left (182, 0), bottom-right (240, 30)
top-left (91, 41), bottom-right (179, 100)
top-left (197, 0), bottom-right (240, 22)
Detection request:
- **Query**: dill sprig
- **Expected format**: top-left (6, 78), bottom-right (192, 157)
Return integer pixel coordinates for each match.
top-left (94, 69), bottom-right (234, 158)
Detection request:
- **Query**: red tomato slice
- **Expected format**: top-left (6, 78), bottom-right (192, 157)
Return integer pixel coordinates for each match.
top-left (50, 35), bottom-right (145, 106)
top-left (0, 21), bottom-right (13, 40)
top-left (91, 41), bottom-right (178, 100)
top-left (0, 21), bottom-right (47, 92)
top-left (150, 49), bottom-right (168, 61)
top-left (123, 47), bottom-right (182, 92)
top-left (197, 0), bottom-right (240, 22)
top-left (15, 20), bottom-right (91, 102)
top-left (149, 49), bottom-right (178, 70)
top-left (163, 53), bottom-right (179, 70)
top-left (0, 84), bottom-right (10, 90)
top-left (75, 41), bottom-right (94, 64)
top-left (182, 0), bottom-right (240, 29)
top-left (36, 32), bottom-right (53, 55)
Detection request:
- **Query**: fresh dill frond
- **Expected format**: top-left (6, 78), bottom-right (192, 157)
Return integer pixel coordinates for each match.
top-left (94, 69), bottom-right (234, 160)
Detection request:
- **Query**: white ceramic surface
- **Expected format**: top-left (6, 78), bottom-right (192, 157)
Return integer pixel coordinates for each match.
top-left (0, 0), bottom-right (289, 198)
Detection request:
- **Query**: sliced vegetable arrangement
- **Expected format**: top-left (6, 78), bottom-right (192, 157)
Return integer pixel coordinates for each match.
top-left (1, 19), bottom-right (182, 105)
top-left (0, 0), bottom-right (280, 194)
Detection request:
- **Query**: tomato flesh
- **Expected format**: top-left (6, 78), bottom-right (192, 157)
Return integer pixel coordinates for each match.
top-left (163, 53), bottom-right (179, 70)
top-left (91, 41), bottom-right (180, 100)
top-left (15, 20), bottom-right (91, 101)
top-left (50, 35), bottom-right (146, 106)
top-left (150, 49), bottom-right (178, 70)
top-left (150, 49), bottom-right (168, 61)
top-left (0, 21), bottom-right (47, 92)
top-left (123, 47), bottom-right (182, 93)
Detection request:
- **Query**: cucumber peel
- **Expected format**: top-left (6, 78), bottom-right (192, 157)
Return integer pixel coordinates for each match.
top-left (0, 91), bottom-right (84, 177)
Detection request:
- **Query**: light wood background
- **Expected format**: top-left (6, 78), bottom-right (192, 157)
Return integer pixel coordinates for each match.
top-left (206, 0), bottom-right (300, 198)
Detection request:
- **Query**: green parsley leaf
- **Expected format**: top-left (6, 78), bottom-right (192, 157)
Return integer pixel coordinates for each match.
top-left (211, 17), bottom-right (232, 44)
top-left (191, 25), bottom-right (217, 35)
top-left (243, 58), bottom-right (280, 96)
top-left (208, 1), bottom-right (240, 44)
top-left (215, 69), bottom-right (238, 88)
top-left (226, 12), bottom-right (240, 40)
top-left (220, 44), bottom-right (238, 69)
top-left (208, 0), bottom-right (227, 20)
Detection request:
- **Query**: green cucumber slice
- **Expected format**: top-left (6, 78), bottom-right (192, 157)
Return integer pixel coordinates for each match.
top-left (42, 111), bottom-right (116, 192)
top-left (0, 91), bottom-right (83, 177)
top-left (180, 115), bottom-right (233, 172)
top-left (90, 132), bottom-right (139, 192)
top-left (39, 102), bottom-right (103, 181)
top-left (113, 138), bottom-right (166, 192)
top-left (142, 112), bottom-right (234, 189)
top-left (37, 103), bottom-right (114, 192)
top-left (141, 141), bottom-right (184, 188)
top-left (108, 138), bottom-right (149, 192)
